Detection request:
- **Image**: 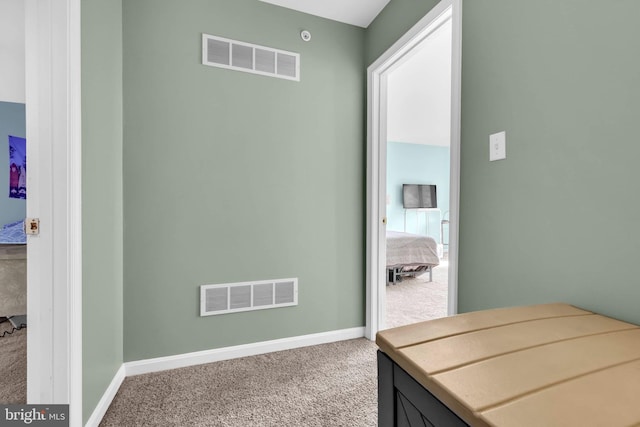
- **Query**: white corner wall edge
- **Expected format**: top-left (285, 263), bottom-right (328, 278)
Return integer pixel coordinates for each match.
top-left (125, 327), bottom-right (365, 376)
top-left (84, 364), bottom-right (126, 427)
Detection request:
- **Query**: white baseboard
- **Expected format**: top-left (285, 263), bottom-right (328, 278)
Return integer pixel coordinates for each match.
top-left (84, 364), bottom-right (126, 427)
top-left (85, 327), bottom-right (365, 426)
top-left (124, 326), bottom-right (365, 376)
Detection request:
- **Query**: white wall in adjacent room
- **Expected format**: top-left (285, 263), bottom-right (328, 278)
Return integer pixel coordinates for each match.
top-left (0, 0), bottom-right (25, 103)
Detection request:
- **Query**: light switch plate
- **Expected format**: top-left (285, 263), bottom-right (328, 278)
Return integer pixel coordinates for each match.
top-left (489, 131), bottom-right (506, 161)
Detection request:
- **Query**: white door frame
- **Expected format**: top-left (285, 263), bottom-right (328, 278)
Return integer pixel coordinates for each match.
top-left (25, 0), bottom-right (82, 424)
top-left (365, 0), bottom-right (462, 339)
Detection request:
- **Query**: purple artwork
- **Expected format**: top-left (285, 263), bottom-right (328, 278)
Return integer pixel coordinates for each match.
top-left (8, 135), bottom-right (26, 200)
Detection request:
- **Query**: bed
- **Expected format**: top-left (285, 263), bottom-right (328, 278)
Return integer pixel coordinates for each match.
top-left (386, 231), bottom-right (439, 284)
top-left (0, 220), bottom-right (26, 245)
top-left (0, 220), bottom-right (26, 317)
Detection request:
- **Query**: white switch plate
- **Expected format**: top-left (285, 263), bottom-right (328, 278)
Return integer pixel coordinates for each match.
top-left (489, 131), bottom-right (506, 161)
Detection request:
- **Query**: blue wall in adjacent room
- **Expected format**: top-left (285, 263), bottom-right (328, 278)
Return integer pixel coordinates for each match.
top-left (387, 141), bottom-right (450, 243)
top-left (0, 101), bottom-right (26, 227)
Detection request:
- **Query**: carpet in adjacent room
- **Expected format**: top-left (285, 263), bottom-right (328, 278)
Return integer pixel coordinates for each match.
top-left (384, 260), bottom-right (448, 329)
top-left (0, 318), bottom-right (27, 404)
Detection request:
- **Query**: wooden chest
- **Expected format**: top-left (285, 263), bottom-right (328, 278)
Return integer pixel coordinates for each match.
top-left (376, 303), bottom-right (640, 426)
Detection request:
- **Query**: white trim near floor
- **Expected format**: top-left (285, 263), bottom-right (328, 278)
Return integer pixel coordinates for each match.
top-left (85, 327), bottom-right (366, 425)
top-left (125, 327), bottom-right (365, 376)
top-left (365, 0), bottom-right (462, 340)
top-left (25, 0), bottom-right (82, 424)
top-left (84, 365), bottom-right (126, 427)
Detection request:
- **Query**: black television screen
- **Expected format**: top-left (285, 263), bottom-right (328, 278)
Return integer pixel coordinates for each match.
top-left (403, 184), bottom-right (437, 209)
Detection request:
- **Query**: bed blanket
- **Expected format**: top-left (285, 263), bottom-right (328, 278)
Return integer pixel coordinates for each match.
top-left (386, 231), bottom-right (439, 267)
top-left (0, 220), bottom-right (26, 244)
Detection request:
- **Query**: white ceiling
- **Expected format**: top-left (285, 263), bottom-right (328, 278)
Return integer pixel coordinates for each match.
top-left (258, 0), bottom-right (390, 28)
top-left (387, 19), bottom-right (452, 146)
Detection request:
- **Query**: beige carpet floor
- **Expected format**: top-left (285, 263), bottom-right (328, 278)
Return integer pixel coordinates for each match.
top-left (102, 265), bottom-right (448, 426)
top-left (0, 261), bottom-right (448, 423)
top-left (101, 338), bottom-right (379, 427)
top-left (0, 321), bottom-right (27, 404)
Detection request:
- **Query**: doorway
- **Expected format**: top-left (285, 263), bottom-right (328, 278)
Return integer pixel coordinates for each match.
top-left (0, 0), bottom-right (28, 405)
top-left (24, 0), bottom-right (82, 422)
top-left (365, 0), bottom-right (462, 339)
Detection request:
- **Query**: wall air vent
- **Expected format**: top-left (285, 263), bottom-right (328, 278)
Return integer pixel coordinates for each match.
top-left (200, 278), bottom-right (298, 316)
top-left (202, 34), bottom-right (300, 82)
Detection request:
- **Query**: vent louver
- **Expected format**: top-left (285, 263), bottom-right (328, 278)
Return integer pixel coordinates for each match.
top-left (200, 278), bottom-right (298, 316)
top-left (202, 34), bottom-right (300, 81)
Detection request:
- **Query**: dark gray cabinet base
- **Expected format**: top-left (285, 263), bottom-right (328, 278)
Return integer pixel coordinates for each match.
top-left (378, 351), bottom-right (469, 427)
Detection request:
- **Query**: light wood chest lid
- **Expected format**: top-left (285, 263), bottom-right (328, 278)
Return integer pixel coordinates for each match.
top-left (376, 303), bottom-right (640, 427)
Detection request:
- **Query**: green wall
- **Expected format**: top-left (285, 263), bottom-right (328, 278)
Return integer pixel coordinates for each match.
top-left (0, 101), bottom-right (26, 226)
top-left (82, 0), bottom-right (123, 422)
top-left (122, 0), bottom-right (365, 361)
top-left (365, 0), bottom-right (439, 66)
top-left (369, 0), bottom-right (640, 325)
top-left (458, 0), bottom-right (640, 324)
top-left (80, 0), bottom-right (640, 419)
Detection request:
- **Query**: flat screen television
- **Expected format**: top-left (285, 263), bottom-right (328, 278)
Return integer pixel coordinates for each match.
top-left (403, 184), bottom-right (437, 209)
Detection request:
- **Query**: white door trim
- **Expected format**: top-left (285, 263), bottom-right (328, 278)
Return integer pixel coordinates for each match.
top-left (365, 0), bottom-right (462, 339)
top-left (25, 0), bottom-right (82, 424)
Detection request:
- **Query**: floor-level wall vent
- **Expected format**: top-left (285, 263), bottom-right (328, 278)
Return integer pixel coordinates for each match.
top-left (202, 34), bottom-right (300, 82)
top-left (200, 278), bottom-right (298, 316)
